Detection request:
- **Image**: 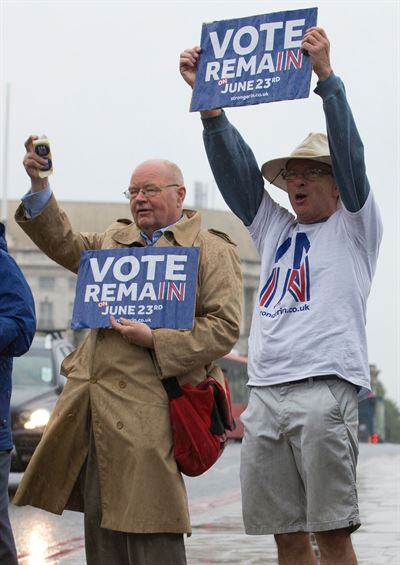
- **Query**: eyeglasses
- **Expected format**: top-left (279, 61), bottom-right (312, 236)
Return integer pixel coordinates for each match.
top-left (281, 168), bottom-right (333, 182)
top-left (123, 184), bottom-right (181, 200)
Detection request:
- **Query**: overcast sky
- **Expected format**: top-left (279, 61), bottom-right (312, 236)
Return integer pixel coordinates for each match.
top-left (1, 0), bottom-right (399, 404)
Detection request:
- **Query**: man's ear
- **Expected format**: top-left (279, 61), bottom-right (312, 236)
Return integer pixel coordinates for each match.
top-left (332, 183), bottom-right (340, 199)
top-left (177, 185), bottom-right (186, 206)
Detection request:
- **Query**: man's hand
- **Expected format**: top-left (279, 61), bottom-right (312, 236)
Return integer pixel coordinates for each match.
top-left (23, 135), bottom-right (50, 192)
top-left (110, 316), bottom-right (154, 349)
top-left (301, 27), bottom-right (332, 82)
top-left (179, 46), bottom-right (201, 89)
top-left (180, 46), bottom-right (222, 118)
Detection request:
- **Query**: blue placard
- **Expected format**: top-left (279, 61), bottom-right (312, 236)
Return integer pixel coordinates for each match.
top-left (71, 247), bottom-right (200, 330)
top-left (191, 7), bottom-right (318, 111)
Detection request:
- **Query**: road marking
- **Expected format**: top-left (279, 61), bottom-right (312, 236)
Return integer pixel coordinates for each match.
top-left (189, 490), bottom-right (241, 515)
top-left (17, 536), bottom-right (85, 563)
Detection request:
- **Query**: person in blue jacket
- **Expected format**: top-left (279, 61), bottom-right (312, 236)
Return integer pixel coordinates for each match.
top-left (180, 27), bottom-right (382, 565)
top-left (0, 221), bottom-right (36, 565)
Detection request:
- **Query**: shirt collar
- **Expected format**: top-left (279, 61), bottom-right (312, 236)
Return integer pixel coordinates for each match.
top-left (111, 209), bottom-right (202, 247)
top-left (140, 216), bottom-right (184, 246)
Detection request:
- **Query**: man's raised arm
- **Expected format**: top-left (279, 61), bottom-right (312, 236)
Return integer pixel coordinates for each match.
top-left (180, 47), bottom-right (264, 226)
top-left (302, 27), bottom-right (370, 212)
top-left (16, 135), bottom-right (103, 271)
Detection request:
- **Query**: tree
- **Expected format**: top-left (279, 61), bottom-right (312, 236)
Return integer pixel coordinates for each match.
top-left (384, 398), bottom-right (400, 443)
top-left (374, 377), bottom-right (400, 443)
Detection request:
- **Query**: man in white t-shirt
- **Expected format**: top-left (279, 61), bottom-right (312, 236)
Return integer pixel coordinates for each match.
top-left (180, 27), bottom-right (383, 565)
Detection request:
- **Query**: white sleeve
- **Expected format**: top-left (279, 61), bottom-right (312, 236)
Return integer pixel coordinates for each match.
top-left (248, 191), bottom-right (294, 255)
top-left (340, 190), bottom-right (383, 255)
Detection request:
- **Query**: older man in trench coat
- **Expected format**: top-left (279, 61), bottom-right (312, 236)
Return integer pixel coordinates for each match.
top-left (13, 136), bottom-right (242, 565)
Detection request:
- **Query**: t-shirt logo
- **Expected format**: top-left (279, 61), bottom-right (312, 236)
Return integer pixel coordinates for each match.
top-left (259, 233), bottom-right (311, 310)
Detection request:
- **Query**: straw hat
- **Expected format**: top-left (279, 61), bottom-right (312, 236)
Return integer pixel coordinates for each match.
top-left (261, 133), bottom-right (331, 191)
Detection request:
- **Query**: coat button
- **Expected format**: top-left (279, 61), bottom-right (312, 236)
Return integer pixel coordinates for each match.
top-left (119, 380), bottom-right (126, 389)
top-left (90, 377), bottom-right (97, 384)
top-left (116, 421), bottom-right (124, 429)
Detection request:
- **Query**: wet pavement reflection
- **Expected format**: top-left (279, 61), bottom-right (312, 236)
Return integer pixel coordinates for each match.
top-left (9, 442), bottom-right (400, 564)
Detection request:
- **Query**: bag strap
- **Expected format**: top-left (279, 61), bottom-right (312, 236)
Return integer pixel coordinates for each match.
top-left (161, 376), bottom-right (183, 400)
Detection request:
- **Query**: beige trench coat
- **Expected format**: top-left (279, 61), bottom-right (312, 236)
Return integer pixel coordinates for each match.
top-left (13, 196), bottom-right (242, 534)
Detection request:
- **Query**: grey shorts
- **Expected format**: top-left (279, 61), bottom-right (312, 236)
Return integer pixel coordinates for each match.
top-left (240, 377), bottom-right (360, 535)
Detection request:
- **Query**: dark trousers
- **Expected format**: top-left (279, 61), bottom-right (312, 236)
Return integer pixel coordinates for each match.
top-left (0, 451), bottom-right (18, 565)
top-left (81, 434), bottom-right (187, 565)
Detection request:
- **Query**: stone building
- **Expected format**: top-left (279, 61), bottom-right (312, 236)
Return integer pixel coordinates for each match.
top-left (5, 199), bottom-right (260, 355)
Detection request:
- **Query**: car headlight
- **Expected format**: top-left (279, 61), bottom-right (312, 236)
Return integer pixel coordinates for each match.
top-left (23, 409), bottom-right (51, 430)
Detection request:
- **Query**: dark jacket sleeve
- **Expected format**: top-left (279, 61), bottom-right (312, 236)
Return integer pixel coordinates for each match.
top-left (315, 73), bottom-right (370, 212)
top-left (202, 74), bottom-right (370, 221)
top-left (202, 112), bottom-right (264, 226)
top-left (0, 251), bottom-right (36, 357)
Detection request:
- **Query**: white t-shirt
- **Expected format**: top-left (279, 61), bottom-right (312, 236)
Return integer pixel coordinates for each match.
top-left (247, 190), bottom-right (383, 396)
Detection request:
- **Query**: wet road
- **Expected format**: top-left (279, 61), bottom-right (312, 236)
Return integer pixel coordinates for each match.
top-left (9, 442), bottom-right (400, 564)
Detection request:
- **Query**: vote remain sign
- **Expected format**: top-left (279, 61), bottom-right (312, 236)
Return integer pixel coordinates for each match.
top-left (190, 7), bottom-right (318, 111)
top-left (71, 247), bottom-right (199, 330)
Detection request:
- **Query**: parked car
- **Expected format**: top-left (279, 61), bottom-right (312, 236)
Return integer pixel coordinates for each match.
top-left (10, 332), bottom-right (74, 471)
